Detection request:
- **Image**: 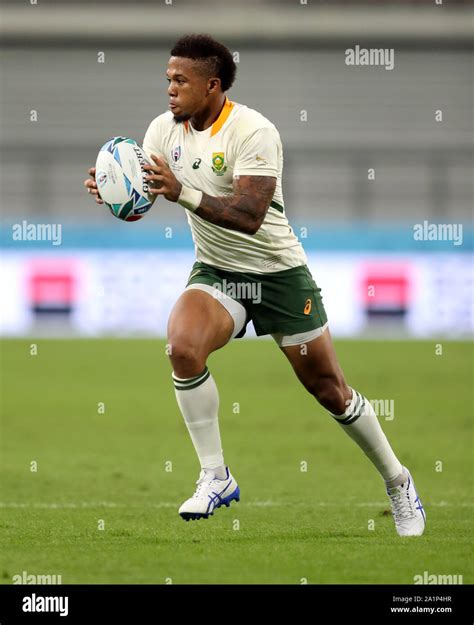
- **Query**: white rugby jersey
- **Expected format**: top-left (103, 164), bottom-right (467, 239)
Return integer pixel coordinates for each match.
top-left (143, 98), bottom-right (307, 273)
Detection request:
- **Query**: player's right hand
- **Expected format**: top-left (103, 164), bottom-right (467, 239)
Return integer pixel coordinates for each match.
top-left (84, 167), bottom-right (104, 204)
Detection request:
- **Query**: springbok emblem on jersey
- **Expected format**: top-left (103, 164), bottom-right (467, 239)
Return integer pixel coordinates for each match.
top-left (212, 152), bottom-right (227, 175)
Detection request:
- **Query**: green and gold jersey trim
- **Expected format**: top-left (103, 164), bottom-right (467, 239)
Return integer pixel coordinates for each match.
top-left (270, 200), bottom-right (284, 214)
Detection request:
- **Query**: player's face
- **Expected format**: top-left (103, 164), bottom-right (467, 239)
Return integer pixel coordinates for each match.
top-left (166, 57), bottom-right (212, 122)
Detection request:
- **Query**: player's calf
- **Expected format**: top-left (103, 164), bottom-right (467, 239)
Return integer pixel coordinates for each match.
top-left (303, 374), bottom-right (350, 415)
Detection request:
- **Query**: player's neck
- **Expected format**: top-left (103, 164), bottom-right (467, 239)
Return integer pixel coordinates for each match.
top-left (190, 94), bottom-right (227, 132)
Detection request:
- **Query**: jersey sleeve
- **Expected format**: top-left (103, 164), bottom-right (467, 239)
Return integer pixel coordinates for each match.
top-left (233, 126), bottom-right (280, 178)
top-left (142, 116), bottom-right (168, 164)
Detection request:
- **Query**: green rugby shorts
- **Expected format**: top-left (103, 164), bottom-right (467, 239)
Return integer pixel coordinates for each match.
top-left (185, 261), bottom-right (328, 339)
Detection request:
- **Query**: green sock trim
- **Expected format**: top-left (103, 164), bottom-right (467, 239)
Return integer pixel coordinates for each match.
top-left (334, 391), bottom-right (365, 425)
top-left (173, 367), bottom-right (210, 391)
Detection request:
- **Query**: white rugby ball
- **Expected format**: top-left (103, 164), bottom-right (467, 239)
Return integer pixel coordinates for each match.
top-left (95, 136), bottom-right (154, 222)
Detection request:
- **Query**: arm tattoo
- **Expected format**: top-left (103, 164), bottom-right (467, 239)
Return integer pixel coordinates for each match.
top-left (194, 175), bottom-right (276, 235)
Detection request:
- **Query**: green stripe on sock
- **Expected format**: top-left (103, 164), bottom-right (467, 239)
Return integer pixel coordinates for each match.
top-left (172, 366), bottom-right (208, 386)
top-left (335, 391), bottom-right (365, 425)
top-left (173, 369), bottom-right (211, 391)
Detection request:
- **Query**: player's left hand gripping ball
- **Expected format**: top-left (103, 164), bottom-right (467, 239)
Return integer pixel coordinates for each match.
top-left (143, 155), bottom-right (182, 203)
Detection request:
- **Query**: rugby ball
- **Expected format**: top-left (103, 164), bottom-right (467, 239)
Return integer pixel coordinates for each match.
top-left (95, 136), bottom-right (154, 222)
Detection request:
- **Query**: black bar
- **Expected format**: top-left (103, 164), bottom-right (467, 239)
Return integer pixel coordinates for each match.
top-left (0, 584), bottom-right (471, 625)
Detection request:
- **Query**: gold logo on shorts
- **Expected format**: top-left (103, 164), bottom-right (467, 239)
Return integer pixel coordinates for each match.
top-left (304, 298), bottom-right (312, 315)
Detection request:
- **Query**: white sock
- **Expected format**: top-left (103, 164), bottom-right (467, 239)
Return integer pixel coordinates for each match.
top-left (172, 367), bottom-right (226, 478)
top-left (331, 388), bottom-right (404, 483)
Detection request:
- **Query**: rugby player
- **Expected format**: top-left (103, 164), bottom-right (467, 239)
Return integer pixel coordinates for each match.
top-left (84, 34), bottom-right (425, 536)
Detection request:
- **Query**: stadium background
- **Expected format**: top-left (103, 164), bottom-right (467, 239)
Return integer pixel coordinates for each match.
top-left (0, 0), bottom-right (473, 589)
top-left (1, 0), bottom-right (472, 338)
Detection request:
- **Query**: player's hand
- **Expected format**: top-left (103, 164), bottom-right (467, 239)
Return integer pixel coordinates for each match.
top-left (143, 155), bottom-right (182, 203)
top-left (84, 167), bottom-right (104, 205)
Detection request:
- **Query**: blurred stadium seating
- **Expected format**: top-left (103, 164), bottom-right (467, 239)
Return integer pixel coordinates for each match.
top-left (1, 0), bottom-right (472, 337)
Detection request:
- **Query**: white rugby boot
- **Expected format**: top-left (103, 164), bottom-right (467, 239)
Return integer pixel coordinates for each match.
top-left (179, 467), bottom-right (240, 521)
top-left (387, 467), bottom-right (426, 536)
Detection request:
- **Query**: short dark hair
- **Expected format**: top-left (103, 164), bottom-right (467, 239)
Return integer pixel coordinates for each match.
top-left (170, 34), bottom-right (237, 92)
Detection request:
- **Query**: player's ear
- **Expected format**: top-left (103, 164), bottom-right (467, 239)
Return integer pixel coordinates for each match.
top-left (207, 77), bottom-right (221, 94)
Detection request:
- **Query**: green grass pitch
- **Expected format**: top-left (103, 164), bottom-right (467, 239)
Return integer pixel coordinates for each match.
top-left (0, 338), bottom-right (472, 584)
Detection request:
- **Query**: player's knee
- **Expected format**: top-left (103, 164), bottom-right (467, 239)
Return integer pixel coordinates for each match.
top-left (309, 376), bottom-right (348, 415)
top-left (167, 334), bottom-right (206, 377)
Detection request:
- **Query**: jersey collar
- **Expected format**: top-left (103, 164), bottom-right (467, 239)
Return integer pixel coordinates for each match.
top-left (210, 97), bottom-right (234, 136)
top-left (183, 97), bottom-right (234, 136)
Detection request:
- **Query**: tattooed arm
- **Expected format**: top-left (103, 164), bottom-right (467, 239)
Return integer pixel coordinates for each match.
top-left (144, 154), bottom-right (276, 235)
top-left (193, 175), bottom-right (276, 235)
